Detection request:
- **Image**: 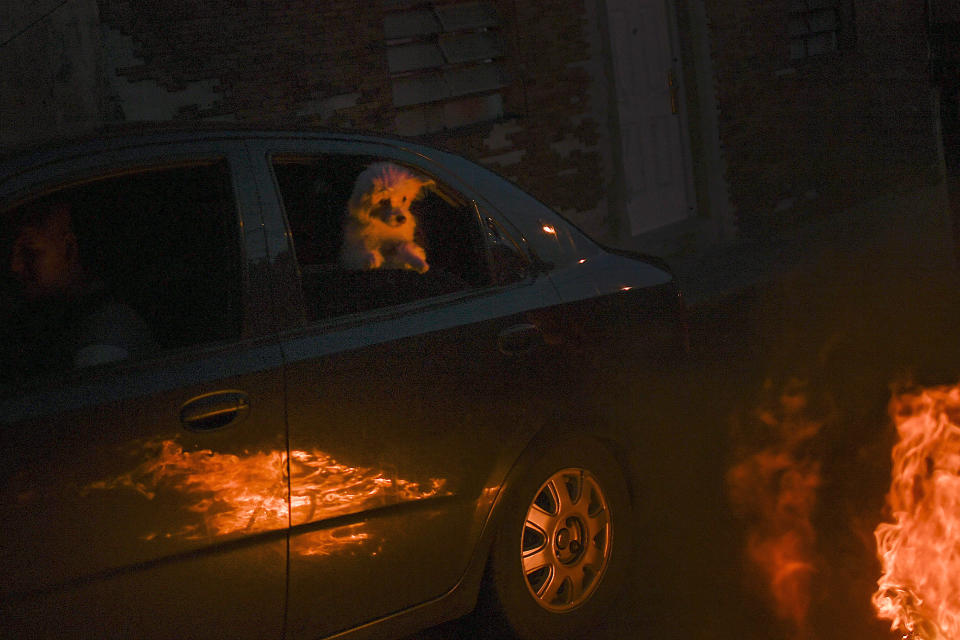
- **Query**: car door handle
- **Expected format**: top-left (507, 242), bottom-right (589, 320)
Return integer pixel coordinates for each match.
top-left (180, 390), bottom-right (250, 431)
top-left (498, 323), bottom-right (544, 355)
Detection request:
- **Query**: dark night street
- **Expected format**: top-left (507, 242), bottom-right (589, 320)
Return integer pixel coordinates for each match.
top-left (407, 184), bottom-right (960, 640)
top-left (6, 3), bottom-right (960, 638)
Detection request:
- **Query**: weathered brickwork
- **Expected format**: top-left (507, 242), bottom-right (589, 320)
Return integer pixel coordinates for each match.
top-left (703, 0), bottom-right (941, 235)
top-left (95, 0), bottom-right (610, 236)
top-left (14, 1), bottom-right (940, 242)
top-left (98, 0), bottom-right (393, 128)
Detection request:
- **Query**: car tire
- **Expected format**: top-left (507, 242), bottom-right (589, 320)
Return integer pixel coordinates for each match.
top-left (481, 437), bottom-right (634, 640)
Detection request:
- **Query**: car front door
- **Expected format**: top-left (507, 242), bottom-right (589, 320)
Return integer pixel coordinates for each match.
top-left (252, 139), bottom-right (573, 638)
top-left (0, 142), bottom-right (288, 638)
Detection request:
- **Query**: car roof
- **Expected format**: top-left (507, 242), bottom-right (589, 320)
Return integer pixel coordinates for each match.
top-left (0, 123), bottom-right (639, 271)
top-left (0, 123), bottom-right (443, 172)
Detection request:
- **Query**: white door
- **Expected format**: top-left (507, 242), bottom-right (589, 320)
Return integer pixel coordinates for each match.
top-left (607, 0), bottom-right (693, 235)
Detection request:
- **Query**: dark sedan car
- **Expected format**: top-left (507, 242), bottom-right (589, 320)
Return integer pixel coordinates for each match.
top-left (0, 127), bottom-right (685, 640)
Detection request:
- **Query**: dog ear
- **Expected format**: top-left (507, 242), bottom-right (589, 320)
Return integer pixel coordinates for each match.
top-left (346, 189), bottom-right (373, 222)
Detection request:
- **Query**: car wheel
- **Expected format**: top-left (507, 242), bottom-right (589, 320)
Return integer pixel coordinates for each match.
top-left (482, 437), bottom-right (633, 640)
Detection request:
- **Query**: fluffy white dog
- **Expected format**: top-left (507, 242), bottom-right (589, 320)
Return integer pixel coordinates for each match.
top-left (339, 162), bottom-right (433, 273)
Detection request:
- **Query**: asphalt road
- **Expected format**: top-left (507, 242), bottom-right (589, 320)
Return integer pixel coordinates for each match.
top-left (405, 230), bottom-right (960, 640)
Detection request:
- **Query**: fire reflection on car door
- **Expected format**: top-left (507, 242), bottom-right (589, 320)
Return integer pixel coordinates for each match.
top-left (281, 283), bottom-right (566, 639)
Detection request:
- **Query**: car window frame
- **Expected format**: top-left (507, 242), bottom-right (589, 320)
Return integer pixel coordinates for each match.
top-left (247, 136), bottom-right (539, 335)
top-left (0, 139), bottom-right (269, 393)
top-left (415, 146), bottom-right (605, 268)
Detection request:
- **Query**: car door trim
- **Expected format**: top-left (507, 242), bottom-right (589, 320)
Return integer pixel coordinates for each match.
top-left (279, 278), bottom-right (559, 366)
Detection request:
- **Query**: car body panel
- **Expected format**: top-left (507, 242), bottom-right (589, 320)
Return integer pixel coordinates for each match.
top-left (0, 139), bottom-right (288, 638)
top-left (246, 135), bottom-right (582, 637)
top-left (0, 329), bottom-right (290, 640)
top-left (279, 280), bottom-right (571, 638)
top-left (0, 126), bottom-right (686, 640)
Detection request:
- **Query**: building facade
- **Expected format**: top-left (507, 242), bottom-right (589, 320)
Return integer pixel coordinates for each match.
top-left (705, 0), bottom-right (943, 237)
top-left (0, 0), bottom-right (947, 245)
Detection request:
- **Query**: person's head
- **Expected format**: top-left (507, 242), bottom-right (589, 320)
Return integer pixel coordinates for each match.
top-left (9, 203), bottom-right (86, 300)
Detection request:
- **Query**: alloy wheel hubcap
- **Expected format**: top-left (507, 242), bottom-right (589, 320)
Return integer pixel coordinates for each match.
top-left (520, 467), bottom-right (613, 612)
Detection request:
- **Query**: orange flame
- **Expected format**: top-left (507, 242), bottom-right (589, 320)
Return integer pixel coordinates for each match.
top-left (873, 384), bottom-right (960, 640)
top-left (727, 379), bottom-right (823, 634)
top-left (86, 440), bottom-right (448, 555)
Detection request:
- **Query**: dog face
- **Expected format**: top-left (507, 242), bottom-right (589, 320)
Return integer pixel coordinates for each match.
top-left (340, 162), bottom-right (434, 272)
top-left (348, 163), bottom-right (433, 232)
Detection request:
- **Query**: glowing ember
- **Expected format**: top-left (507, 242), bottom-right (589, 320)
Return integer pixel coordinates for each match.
top-left (873, 384), bottom-right (960, 640)
top-left (727, 379), bottom-right (823, 635)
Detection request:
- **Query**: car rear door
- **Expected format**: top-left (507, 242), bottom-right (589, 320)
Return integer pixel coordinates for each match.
top-left (249, 137), bottom-right (575, 638)
top-left (0, 139), bottom-right (288, 638)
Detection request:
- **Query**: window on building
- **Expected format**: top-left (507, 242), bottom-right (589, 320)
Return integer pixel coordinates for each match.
top-left (272, 155), bottom-right (502, 322)
top-left (384, 2), bottom-right (507, 136)
top-left (0, 162), bottom-right (243, 385)
top-left (788, 0), bottom-right (855, 60)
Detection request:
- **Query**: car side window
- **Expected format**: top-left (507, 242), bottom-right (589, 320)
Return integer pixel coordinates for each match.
top-left (0, 161), bottom-right (243, 387)
top-left (479, 210), bottom-right (532, 285)
top-left (272, 154), bottom-right (496, 322)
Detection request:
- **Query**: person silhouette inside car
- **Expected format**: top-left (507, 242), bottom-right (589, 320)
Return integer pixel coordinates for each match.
top-left (9, 202), bottom-right (155, 371)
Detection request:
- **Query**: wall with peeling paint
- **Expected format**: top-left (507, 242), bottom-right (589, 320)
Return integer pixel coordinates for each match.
top-left (89, 0), bottom-right (627, 239)
top-left (426, 0), bottom-right (617, 240)
top-left (2, 0), bottom-right (704, 245)
top-left (96, 0), bottom-right (391, 127)
top-left (100, 26), bottom-right (222, 122)
top-left (5, 1), bottom-right (940, 246)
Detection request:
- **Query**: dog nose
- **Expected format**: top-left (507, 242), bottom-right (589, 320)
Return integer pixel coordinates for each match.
top-left (394, 214), bottom-right (406, 224)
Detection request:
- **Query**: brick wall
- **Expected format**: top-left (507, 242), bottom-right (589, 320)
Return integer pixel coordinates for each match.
top-left (97, 0), bottom-right (393, 128)
top-left (432, 0), bottom-right (611, 236)
top-left (7, 1), bottom-right (946, 244)
top-left (96, 0), bottom-right (613, 238)
top-left (704, 0), bottom-right (942, 236)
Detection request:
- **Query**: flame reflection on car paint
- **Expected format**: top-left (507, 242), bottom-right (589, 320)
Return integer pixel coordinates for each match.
top-left (296, 524), bottom-right (382, 558)
top-left (85, 439), bottom-right (448, 556)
